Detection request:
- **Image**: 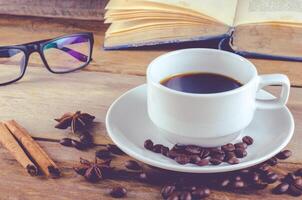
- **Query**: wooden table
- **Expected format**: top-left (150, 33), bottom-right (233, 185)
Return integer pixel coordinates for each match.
top-left (0, 15), bottom-right (301, 200)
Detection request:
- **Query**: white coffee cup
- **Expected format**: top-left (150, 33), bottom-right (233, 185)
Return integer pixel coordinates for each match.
top-left (147, 48), bottom-right (290, 147)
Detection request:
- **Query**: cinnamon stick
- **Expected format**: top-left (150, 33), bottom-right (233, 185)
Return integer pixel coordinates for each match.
top-left (5, 120), bottom-right (60, 178)
top-left (0, 123), bottom-right (38, 176)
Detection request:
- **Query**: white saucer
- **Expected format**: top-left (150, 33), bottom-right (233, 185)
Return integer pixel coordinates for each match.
top-left (106, 84), bottom-right (294, 173)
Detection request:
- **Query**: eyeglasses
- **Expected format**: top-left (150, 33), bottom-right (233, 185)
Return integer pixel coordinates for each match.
top-left (0, 32), bottom-right (94, 86)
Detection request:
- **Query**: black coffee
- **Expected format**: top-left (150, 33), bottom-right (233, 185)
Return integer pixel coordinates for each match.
top-left (160, 72), bottom-right (242, 94)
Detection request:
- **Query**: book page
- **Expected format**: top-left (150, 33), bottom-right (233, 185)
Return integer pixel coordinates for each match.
top-left (235, 0), bottom-right (302, 26)
top-left (107, 0), bottom-right (238, 26)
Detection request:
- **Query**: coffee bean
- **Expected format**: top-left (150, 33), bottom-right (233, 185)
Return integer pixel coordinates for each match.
top-left (125, 160), bottom-right (142, 171)
top-left (138, 172), bottom-right (148, 182)
top-left (59, 138), bottom-right (73, 147)
top-left (161, 185), bottom-right (176, 199)
top-left (173, 144), bottom-right (187, 151)
top-left (227, 157), bottom-right (239, 165)
top-left (185, 145), bottom-right (201, 155)
top-left (167, 192), bottom-right (180, 200)
top-left (110, 187), bottom-right (127, 198)
top-left (167, 150), bottom-right (179, 159)
top-left (234, 142), bottom-right (247, 149)
top-left (293, 178), bottom-right (302, 190)
top-left (95, 149), bottom-right (112, 159)
top-left (200, 149), bottom-right (210, 159)
top-left (212, 153), bottom-right (225, 161)
top-left (265, 173), bottom-right (279, 184)
top-left (175, 155), bottom-right (190, 165)
top-left (249, 172), bottom-right (260, 183)
top-left (295, 169), bottom-right (302, 177)
top-left (252, 181), bottom-right (268, 190)
top-left (107, 144), bottom-right (125, 155)
top-left (233, 175), bottom-right (242, 181)
top-left (224, 152), bottom-right (236, 161)
top-left (196, 159), bottom-right (209, 166)
top-left (161, 146), bottom-right (170, 156)
top-left (232, 180), bottom-right (245, 189)
top-left (273, 183), bottom-right (289, 194)
top-left (210, 149), bottom-right (224, 157)
top-left (190, 155), bottom-right (201, 164)
top-left (289, 184), bottom-right (302, 197)
top-left (257, 165), bottom-right (270, 174)
top-left (266, 157), bottom-right (278, 166)
top-left (220, 179), bottom-right (231, 188)
top-left (191, 187), bottom-right (210, 199)
top-left (210, 158), bottom-right (222, 165)
top-left (152, 144), bottom-right (163, 153)
top-left (283, 173), bottom-right (296, 184)
top-left (182, 186), bottom-right (197, 192)
top-left (242, 136), bottom-right (253, 145)
top-left (221, 143), bottom-right (235, 152)
top-left (235, 148), bottom-right (247, 158)
top-left (276, 150), bottom-right (292, 160)
top-left (71, 140), bottom-right (85, 150)
top-left (179, 192), bottom-right (192, 200)
top-left (144, 139), bottom-right (153, 150)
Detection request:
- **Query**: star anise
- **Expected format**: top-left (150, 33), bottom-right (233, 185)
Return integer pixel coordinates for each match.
top-left (74, 158), bottom-right (112, 182)
top-left (55, 111), bottom-right (95, 134)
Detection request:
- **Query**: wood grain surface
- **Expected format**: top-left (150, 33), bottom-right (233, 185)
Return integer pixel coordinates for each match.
top-left (0, 15), bottom-right (301, 200)
top-left (0, 0), bottom-right (107, 20)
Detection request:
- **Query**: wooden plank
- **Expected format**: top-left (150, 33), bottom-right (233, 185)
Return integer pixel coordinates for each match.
top-left (0, 67), bottom-right (145, 144)
top-left (0, 136), bottom-right (301, 199)
top-left (0, 0), bottom-right (107, 20)
top-left (1, 15), bottom-right (302, 86)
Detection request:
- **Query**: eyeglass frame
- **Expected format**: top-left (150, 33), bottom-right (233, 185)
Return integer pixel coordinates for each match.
top-left (0, 32), bottom-right (94, 86)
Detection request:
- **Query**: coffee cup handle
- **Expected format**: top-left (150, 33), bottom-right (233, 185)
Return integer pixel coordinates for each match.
top-left (256, 74), bottom-right (290, 109)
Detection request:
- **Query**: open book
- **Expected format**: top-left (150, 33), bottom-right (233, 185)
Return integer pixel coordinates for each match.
top-left (104, 0), bottom-right (302, 61)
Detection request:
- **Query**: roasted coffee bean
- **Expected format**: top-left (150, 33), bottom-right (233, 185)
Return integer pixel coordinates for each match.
top-left (144, 139), bottom-right (153, 150)
top-left (71, 140), bottom-right (85, 150)
top-left (212, 153), bottom-right (225, 161)
top-left (190, 155), bottom-right (201, 164)
top-left (175, 155), bottom-right (190, 165)
top-left (295, 169), bottom-right (302, 177)
top-left (239, 168), bottom-right (250, 175)
top-left (272, 182), bottom-right (289, 194)
top-left (224, 152), bottom-right (236, 161)
top-left (234, 142), bottom-right (247, 149)
top-left (167, 150), bottom-right (179, 159)
top-left (191, 187), bottom-right (210, 199)
top-left (232, 180), bottom-right (245, 189)
top-left (227, 157), bottom-right (239, 165)
top-left (173, 144), bottom-right (187, 151)
top-left (235, 148), bottom-right (247, 158)
top-left (107, 144), bottom-right (125, 155)
top-left (152, 144), bottom-right (163, 153)
top-left (276, 150), bottom-right (292, 160)
top-left (252, 181), bottom-right (268, 190)
top-left (210, 149), bottom-right (224, 156)
top-left (110, 187), bottom-right (127, 198)
top-left (138, 172), bottom-right (148, 182)
top-left (95, 149), bottom-right (112, 159)
top-left (289, 184), bottom-right (302, 197)
top-left (266, 157), bottom-right (278, 166)
top-left (257, 164), bottom-right (270, 174)
top-left (161, 185), bottom-right (176, 199)
top-left (220, 179), bottom-right (231, 188)
top-left (210, 158), bottom-right (222, 165)
top-left (185, 145), bottom-right (201, 155)
top-left (221, 143), bottom-right (235, 152)
top-left (242, 136), bottom-right (253, 145)
top-left (125, 160), bottom-right (142, 171)
top-left (283, 173), bottom-right (296, 184)
top-left (167, 192), bottom-right (180, 200)
top-left (182, 186), bottom-right (197, 192)
top-left (249, 172), bottom-right (260, 183)
top-left (196, 159), bottom-right (209, 166)
top-left (233, 175), bottom-right (242, 181)
top-left (59, 138), bottom-right (73, 147)
top-left (200, 149), bottom-right (210, 159)
top-left (179, 191), bottom-right (192, 200)
top-left (293, 178), bottom-right (302, 190)
top-left (265, 173), bottom-right (279, 183)
top-left (161, 146), bottom-right (170, 156)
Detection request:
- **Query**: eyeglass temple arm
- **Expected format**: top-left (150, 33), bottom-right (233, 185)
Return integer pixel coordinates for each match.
top-left (0, 47), bottom-right (88, 63)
